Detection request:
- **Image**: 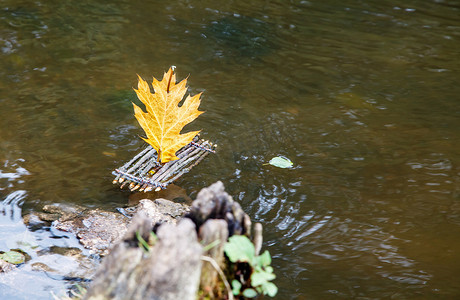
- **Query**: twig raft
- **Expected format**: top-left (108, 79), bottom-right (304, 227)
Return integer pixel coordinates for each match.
top-left (112, 134), bottom-right (216, 192)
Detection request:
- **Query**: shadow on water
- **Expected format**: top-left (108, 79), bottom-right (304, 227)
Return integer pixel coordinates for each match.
top-left (1, 0), bottom-right (460, 299)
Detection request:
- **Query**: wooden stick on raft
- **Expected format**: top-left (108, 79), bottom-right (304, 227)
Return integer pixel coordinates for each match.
top-left (112, 135), bottom-right (216, 192)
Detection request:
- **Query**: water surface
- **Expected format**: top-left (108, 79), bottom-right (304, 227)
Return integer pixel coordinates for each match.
top-left (1, 0), bottom-right (459, 299)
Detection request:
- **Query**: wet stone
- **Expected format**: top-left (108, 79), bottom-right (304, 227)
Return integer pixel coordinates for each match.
top-left (43, 203), bottom-right (87, 221)
top-left (119, 199), bottom-right (190, 225)
top-left (22, 213), bottom-right (47, 228)
top-left (54, 209), bottom-right (129, 256)
top-left (31, 199), bottom-right (190, 256)
top-left (31, 262), bottom-right (56, 273)
top-left (137, 198), bottom-right (190, 224)
top-left (48, 246), bottom-right (83, 257)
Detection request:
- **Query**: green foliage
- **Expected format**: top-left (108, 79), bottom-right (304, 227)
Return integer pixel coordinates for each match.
top-left (242, 288), bottom-right (258, 298)
top-left (266, 156), bottom-right (293, 168)
top-left (0, 250), bottom-right (25, 264)
top-left (136, 231), bottom-right (157, 253)
top-left (232, 279), bottom-right (242, 295)
top-left (224, 235), bottom-right (255, 263)
top-left (224, 235), bottom-right (278, 298)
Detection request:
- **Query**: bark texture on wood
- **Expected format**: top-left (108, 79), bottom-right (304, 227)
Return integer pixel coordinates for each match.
top-left (186, 181), bottom-right (251, 237)
top-left (187, 181), bottom-right (253, 298)
top-left (84, 214), bottom-right (202, 300)
top-left (145, 219), bottom-right (202, 300)
top-left (84, 181), bottom-right (257, 300)
top-left (199, 219), bottom-right (228, 298)
top-left (253, 222), bottom-right (263, 256)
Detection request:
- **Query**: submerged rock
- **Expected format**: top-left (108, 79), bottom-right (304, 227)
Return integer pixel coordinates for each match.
top-left (30, 262), bottom-right (57, 273)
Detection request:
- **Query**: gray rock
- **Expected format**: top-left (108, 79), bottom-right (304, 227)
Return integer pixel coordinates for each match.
top-left (32, 199), bottom-right (189, 256)
top-left (137, 198), bottom-right (190, 224)
top-left (22, 213), bottom-right (46, 228)
top-left (119, 198), bottom-right (190, 226)
top-left (30, 262), bottom-right (57, 273)
top-left (54, 209), bottom-right (130, 256)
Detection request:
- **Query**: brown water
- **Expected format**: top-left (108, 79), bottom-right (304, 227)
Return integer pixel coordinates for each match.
top-left (1, 0), bottom-right (460, 298)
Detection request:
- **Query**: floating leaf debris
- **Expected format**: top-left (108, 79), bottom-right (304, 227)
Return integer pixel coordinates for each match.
top-left (0, 250), bottom-right (25, 264)
top-left (266, 156), bottom-right (293, 168)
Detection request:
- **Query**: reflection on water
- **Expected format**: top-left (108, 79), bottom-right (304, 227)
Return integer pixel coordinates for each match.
top-left (0, 184), bottom-right (95, 299)
top-left (1, 0), bottom-right (460, 298)
top-left (0, 160), bottom-right (29, 190)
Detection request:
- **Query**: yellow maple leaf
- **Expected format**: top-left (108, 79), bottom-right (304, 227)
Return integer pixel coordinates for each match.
top-left (133, 67), bottom-right (204, 163)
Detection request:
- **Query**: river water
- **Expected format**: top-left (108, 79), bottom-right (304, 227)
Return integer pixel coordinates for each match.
top-left (1, 0), bottom-right (459, 299)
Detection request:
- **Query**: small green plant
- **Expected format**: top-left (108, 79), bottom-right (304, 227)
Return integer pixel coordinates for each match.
top-left (136, 231), bottom-right (157, 253)
top-left (224, 235), bottom-right (277, 298)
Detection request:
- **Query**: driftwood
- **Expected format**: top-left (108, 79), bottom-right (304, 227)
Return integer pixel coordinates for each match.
top-left (84, 215), bottom-right (202, 300)
top-left (199, 219), bottom-right (229, 298)
top-left (187, 181), bottom-right (253, 298)
top-left (84, 181), bottom-right (260, 300)
top-left (186, 181), bottom-right (252, 237)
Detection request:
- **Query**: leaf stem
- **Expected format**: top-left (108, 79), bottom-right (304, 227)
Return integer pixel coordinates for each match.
top-left (166, 68), bottom-right (174, 93)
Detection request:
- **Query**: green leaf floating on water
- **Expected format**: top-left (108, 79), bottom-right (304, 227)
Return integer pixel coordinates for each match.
top-left (0, 250), bottom-right (25, 264)
top-left (267, 156), bottom-right (293, 168)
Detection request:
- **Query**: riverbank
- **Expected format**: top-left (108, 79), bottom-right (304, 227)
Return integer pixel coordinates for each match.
top-left (1, 181), bottom-right (271, 299)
